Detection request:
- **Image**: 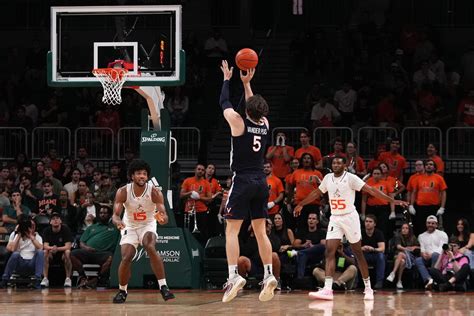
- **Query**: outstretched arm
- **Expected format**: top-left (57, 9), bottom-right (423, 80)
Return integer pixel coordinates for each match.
top-left (240, 68), bottom-right (255, 101)
top-left (293, 188), bottom-right (323, 216)
top-left (219, 60), bottom-right (244, 136)
top-left (361, 184), bottom-right (408, 207)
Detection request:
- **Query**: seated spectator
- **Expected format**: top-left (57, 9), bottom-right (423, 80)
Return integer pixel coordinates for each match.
top-left (311, 94), bottom-right (340, 129)
top-left (0, 166), bottom-right (9, 186)
top-left (40, 212), bottom-right (74, 288)
top-left (166, 87), bottom-right (189, 127)
top-left (415, 83), bottom-right (441, 126)
top-left (379, 162), bottom-right (405, 196)
top-left (75, 147), bottom-right (91, 174)
top-left (237, 219), bottom-right (281, 285)
top-left (9, 106), bottom-right (33, 132)
top-left (294, 131), bottom-right (323, 169)
top-left (18, 173), bottom-right (42, 213)
top-left (57, 156), bottom-right (74, 184)
top-left (95, 174), bottom-right (117, 206)
top-left (58, 190), bottom-right (78, 235)
top-left (33, 161), bottom-right (45, 184)
top-left (313, 243), bottom-right (357, 290)
top-left (292, 212), bottom-right (326, 279)
top-left (77, 192), bottom-right (101, 234)
top-left (386, 223), bottom-right (419, 289)
top-left (361, 167), bottom-right (395, 240)
top-left (88, 169), bottom-right (103, 198)
top-left (415, 215), bottom-right (448, 290)
top-left (265, 132), bottom-right (295, 181)
top-left (48, 148), bottom-right (61, 173)
top-left (452, 218), bottom-right (474, 254)
top-left (109, 163), bottom-right (125, 188)
top-left (36, 166), bottom-right (63, 195)
top-left (82, 162), bottom-right (95, 184)
top-left (361, 215), bottom-right (385, 289)
top-left (367, 144), bottom-right (387, 173)
top-left (0, 215), bottom-right (43, 288)
top-left (71, 206), bottom-right (119, 288)
top-left (37, 179), bottom-right (60, 216)
top-left (413, 60), bottom-right (436, 88)
top-left (325, 137), bottom-right (346, 158)
top-left (2, 190), bottom-right (31, 233)
top-left (345, 141), bottom-right (366, 178)
top-left (71, 180), bottom-right (89, 208)
top-left (375, 92), bottom-right (398, 128)
top-left (457, 90), bottom-right (474, 127)
top-left (64, 168), bottom-right (81, 200)
top-left (272, 213), bottom-right (295, 261)
top-left (426, 143), bottom-right (444, 176)
top-left (428, 238), bottom-right (470, 291)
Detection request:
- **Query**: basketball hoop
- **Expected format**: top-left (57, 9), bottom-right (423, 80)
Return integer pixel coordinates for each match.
top-left (92, 67), bottom-right (128, 105)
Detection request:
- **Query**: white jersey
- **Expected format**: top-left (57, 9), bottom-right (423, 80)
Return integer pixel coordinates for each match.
top-left (318, 171), bottom-right (365, 216)
top-left (123, 183), bottom-right (156, 229)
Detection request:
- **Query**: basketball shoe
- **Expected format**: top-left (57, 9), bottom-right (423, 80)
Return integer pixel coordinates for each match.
top-left (222, 275), bottom-right (246, 303)
top-left (258, 275), bottom-right (278, 302)
top-left (308, 288), bottom-right (334, 300)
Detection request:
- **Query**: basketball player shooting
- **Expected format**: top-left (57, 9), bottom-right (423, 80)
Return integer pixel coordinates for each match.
top-left (111, 160), bottom-right (175, 303)
top-left (219, 60), bottom-right (278, 303)
top-left (294, 156), bottom-right (408, 300)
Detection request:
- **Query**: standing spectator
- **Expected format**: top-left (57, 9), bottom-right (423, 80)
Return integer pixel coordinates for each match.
top-left (415, 215), bottom-right (448, 290)
top-left (41, 212), bottom-right (74, 288)
top-left (367, 144), bottom-right (387, 173)
top-left (63, 169), bottom-right (81, 199)
top-left (71, 206), bottom-right (120, 288)
top-left (263, 162), bottom-right (284, 219)
top-left (58, 190), bottom-right (78, 235)
top-left (409, 160), bottom-right (447, 235)
top-left (361, 167), bottom-right (395, 239)
top-left (36, 166), bottom-right (63, 195)
top-left (75, 147), bottom-right (90, 174)
top-left (345, 141), bottom-right (366, 177)
top-left (386, 223), bottom-right (419, 289)
top-left (361, 215), bottom-right (386, 289)
top-left (379, 138), bottom-right (407, 183)
top-left (457, 90), bottom-right (474, 126)
top-left (426, 143), bottom-right (444, 176)
top-left (325, 137), bottom-right (346, 158)
top-left (406, 160), bottom-right (425, 204)
top-left (310, 94), bottom-right (340, 128)
top-left (166, 87), bottom-right (189, 127)
top-left (294, 131), bottom-right (323, 169)
top-left (18, 173), bottom-right (42, 213)
top-left (265, 132), bottom-right (294, 181)
top-left (180, 164), bottom-right (212, 242)
top-left (96, 105), bottom-right (121, 136)
top-left (286, 153), bottom-right (323, 229)
top-left (292, 212), bottom-right (326, 279)
top-left (334, 82), bottom-right (357, 126)
top-left (2, 190), bottom-right (31, 233)
top-left (428, 238), bottom-right (470, 291)
top-left (1, 215), bottom-right (43, 288)
top-left (37, 179), bottom-right (60, 216)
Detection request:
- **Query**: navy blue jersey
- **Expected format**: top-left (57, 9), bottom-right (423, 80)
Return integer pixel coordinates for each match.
top-left (230, 118), bottom-right (269, 173)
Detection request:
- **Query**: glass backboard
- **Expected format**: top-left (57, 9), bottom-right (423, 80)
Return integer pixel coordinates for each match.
top-left (48, 5), bottom-right (184, 87)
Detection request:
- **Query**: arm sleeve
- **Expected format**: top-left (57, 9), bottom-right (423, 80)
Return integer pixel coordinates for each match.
top-left (219, 80), bottom-right (233, 111)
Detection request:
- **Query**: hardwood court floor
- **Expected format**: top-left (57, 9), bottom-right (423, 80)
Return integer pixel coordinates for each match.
top-left (1, 288), bottom-right (473, 315)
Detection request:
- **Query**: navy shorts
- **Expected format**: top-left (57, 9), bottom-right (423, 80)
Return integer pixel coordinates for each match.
top-left (225, 172), bottom-right (269, 220)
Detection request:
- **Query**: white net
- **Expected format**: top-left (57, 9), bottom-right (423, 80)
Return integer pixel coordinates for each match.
top-left (92, 68), bottom-right (128, 105)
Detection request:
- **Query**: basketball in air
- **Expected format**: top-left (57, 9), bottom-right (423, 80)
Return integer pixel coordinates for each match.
top-left (235, 48), bottom-right (258, 70)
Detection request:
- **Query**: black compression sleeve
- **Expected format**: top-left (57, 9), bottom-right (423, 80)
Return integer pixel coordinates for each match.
top-left (219, 80), bottom-right (233, 110)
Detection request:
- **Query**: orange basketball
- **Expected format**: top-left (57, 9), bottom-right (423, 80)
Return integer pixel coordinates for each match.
top-left (235, 48), bottom-right (258, 70)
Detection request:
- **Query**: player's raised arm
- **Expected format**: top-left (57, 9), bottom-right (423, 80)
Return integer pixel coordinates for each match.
top-left (293, 188), bottom-right (323, 217)
top-left (112, 186), bottom-right (127, 229)
top-left (219, 60), bottom-right (244, 136)
top-left (240, 68), bottom-right (255, 101)
top-left (151, 186), bottom-right (168, 225)
top-left (361, 184), bottom-right (408, 207)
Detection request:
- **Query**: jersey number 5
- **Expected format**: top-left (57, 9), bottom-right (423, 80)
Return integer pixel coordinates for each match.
top-left (253, 135), bottom-right (261, 152)
top-left (133, 212), bottom-right (147, 221)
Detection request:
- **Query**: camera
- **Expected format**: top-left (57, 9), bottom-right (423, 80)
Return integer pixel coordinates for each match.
top-left (442, 243), bottom-right (450, 252)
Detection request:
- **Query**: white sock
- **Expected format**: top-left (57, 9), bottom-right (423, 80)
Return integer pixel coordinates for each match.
top-left (363, 277), bottom-right (371, 289)
top-left (264, 264), bottom-right (273, 279)
top-left (228, 265), bottom-right (238, 278)
top-left (324, 277), bottom-right (333, 290)
top-left (119, 284), bottom-right (128, 293)
top-left (158, 279), bottom-right (167, 288)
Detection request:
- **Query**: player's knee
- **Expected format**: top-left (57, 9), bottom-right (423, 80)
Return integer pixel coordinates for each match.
top-left (121, 254), bottom-right (134, 263)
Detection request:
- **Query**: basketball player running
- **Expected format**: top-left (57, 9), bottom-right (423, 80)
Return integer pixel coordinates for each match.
top-left (112, 160), bottom-right (174, 303)
top-left (219, 60), bottom-right (278, 302)
top-left (294, 157), bottom-right (408, 300)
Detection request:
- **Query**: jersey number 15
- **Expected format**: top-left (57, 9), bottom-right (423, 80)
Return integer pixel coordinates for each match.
top-left (133, 212), bottom-right (147, 221)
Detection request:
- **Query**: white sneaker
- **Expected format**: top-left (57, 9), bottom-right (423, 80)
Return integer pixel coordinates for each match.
top-left (40, 278), bottom-right (49, 288)
top-left (386, 272), bottom-right (395, 283)
top-left (425, 278), bottom-right (434, 290)
top-left (222, 275), bottom-right (246, 303)
top-left (64, 277), bottom-right (72, 287)
top-left (364, 288), bottom-right (374, 300)
top-left (308, 288), bottom-right (334, 300)
top-left (396, 281), bottom-right (403, 289)
top-left (258, 275), bottom-right (278, 302)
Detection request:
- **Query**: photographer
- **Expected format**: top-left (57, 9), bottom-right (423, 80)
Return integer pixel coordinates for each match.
top-left (265, 132), bottom-right (294, 182)
top-left (0, 215), bottom-right (43, 288)
top-left (428, 238), bottom-right (470, 291)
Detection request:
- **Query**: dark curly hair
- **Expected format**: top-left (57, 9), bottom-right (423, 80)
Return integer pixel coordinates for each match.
top-left (127, 159), bottom-right (151, 178)
top-left (246, 94), bottom-right (269, 122)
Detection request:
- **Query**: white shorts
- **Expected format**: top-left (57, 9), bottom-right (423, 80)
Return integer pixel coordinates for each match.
top-left (326, 211), bottom-right (361, 244)
top-left (119, 221), bottom-right (158, 248)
